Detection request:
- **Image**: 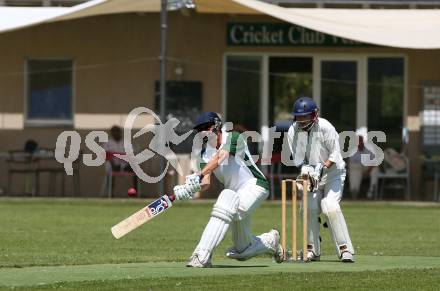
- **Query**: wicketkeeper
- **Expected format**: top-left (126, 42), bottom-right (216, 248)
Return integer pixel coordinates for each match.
top-left (287, 97), bottom-right (355, 263)
top-left (173, 112), bottom-right (283, 268)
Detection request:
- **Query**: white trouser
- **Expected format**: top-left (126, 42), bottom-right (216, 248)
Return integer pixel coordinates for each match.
top-left (348, 162), bottom-right (379, 198)
top-left (306, 167), bottom-right (355, 258)
top-left (230, 181), bottom-right (269, 253)
top-left (193, 180), bottom-right (269, 263)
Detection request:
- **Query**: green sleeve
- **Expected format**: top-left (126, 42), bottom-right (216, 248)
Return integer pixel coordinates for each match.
top-left (220, 131), bottom-right (245, 155)
top-left (199, 162), bottom-right (207, 171)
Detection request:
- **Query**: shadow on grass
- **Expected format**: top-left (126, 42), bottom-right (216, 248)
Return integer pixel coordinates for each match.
top-left (212, 265), bottom-right (269, 268)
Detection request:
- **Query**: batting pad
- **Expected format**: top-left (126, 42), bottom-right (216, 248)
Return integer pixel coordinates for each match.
top-left (194, 189), bottom-right (240, 263)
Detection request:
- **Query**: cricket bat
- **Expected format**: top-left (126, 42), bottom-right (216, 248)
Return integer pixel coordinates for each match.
top-left (111, 194), bottom-right (175, 239)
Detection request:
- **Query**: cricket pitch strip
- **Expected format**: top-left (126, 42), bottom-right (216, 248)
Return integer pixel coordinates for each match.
top-left (1, 256), bottom-right (440, 288)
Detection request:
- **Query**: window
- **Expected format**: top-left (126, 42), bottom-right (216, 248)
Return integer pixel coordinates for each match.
top-left (226, 56), bottom-right (262, 131)
top-left (269, 57), bottom-right (313, 129)
top-left (368, 57), bottom-right (404, 149)
top-left (26, 59), bottom-right (73, 126)
top-left (155, 81), bottom-right (202, 130)
top-left (155, 81), bottom-right (202, 153)
top-left (321, 60), bottom-right (358, 132)
top-left (421, 83), bottom-right (440, 155)
top-left (269, 57), bottom-right (313, 154)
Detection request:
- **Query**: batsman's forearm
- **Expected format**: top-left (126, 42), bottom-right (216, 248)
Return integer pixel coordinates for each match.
top-left (200, 150), bottom-right (229, 177)
top-left (200, 174), bottom-right (211, 191)
top-left (200, 155), bottom-right (220, 176)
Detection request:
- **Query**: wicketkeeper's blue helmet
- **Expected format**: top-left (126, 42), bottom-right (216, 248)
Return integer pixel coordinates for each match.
top-left (292, 97), bottom-right (318, 117)
top-left (193, 112), bottom-right (222, 132)
top-left (292, 97), bottom-right (318, 130)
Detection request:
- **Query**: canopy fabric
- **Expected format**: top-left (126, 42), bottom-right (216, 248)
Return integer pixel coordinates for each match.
top-left (195, 0), bottom-right (257, 14)
top-left (0, 0), bottom-right (161, 33)
top-left (0, 0), bottom-right (105, 33)
top-left (0, 0), bottom-right (251, 33)
top-left (233, 0), bottom-right (440, 49)
top-left (59, 0), bottom-right (161, 20)
top-left (1, 0), bottom-right (440, 49)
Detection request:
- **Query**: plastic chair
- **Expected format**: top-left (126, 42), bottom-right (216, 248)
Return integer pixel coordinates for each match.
top-left (102, 152), bottom-right (140, 198)
top-left (34, 148), bottom-right (66, 196)
top-left (375, 155), bottom-right (410, 200)
top-left (7, 150), bottom-right (39, 196)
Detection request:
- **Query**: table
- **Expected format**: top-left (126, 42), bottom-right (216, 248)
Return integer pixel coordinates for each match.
top-left (0, 150), bottom-right (80, 196)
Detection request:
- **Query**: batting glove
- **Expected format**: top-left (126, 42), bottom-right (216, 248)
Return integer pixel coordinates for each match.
top-left (173, 185), bottom-right (193, 200)
top-left (185, 173), bottom-right (201, 193)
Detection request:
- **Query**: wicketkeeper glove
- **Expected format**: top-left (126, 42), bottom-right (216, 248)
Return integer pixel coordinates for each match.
top-left (313, 163), bottom-right (324, 179)
top-left (300, 164), bottom-right (322, 192)
top-left (173, 185), bottom-right (194, 200)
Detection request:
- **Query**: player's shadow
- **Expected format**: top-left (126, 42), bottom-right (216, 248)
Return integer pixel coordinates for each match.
top-left (212, 265), bottom-right (269, 268)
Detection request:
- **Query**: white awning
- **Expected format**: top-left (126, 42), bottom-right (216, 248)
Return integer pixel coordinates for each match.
top-left (233, 0), bottom-right (440, 49)
top-left (0, 0), bottom-right (162, 33)
top-left (0, 0), bottom-right (106, 33)
top-left (1, 0), bottom-right (440, 49)
top-left (0, 0), bottom-right (256, 34)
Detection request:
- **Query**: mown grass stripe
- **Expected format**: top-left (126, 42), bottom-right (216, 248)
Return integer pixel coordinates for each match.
top-left (1, 256), bottom-right (440, 287)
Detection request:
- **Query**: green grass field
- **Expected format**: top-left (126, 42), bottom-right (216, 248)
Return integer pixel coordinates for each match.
top-left (0, 198), bottom-right (439, 290)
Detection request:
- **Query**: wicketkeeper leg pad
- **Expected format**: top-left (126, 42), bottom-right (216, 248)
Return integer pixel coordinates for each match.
top-left (321, 197), bottom-right (355, 258)
top-left (307, 191), bottom-right (321, 256)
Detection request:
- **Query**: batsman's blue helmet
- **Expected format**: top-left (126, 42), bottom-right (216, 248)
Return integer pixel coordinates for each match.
top-left (193, 112), bottom-right (222, 132)
top-left (292, 97), bottom-right (318, 117)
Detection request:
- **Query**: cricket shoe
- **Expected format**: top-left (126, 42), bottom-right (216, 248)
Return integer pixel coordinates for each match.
top-left (341, 251), bottom-right (355, 263)
top-left (226, 229), bottom-right (281, 262)
top-left (186, 253), bottom-right (212, 268)
top-left (271, 229), bottom-right (284, 263)
top-left (306, 251), bottom-right (320, 262)
top-left (260, 229), bottom-right (285, 263)
top-left (247, 229), bottom-right (283, 262)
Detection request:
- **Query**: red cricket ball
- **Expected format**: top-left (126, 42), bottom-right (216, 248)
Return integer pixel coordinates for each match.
top-left (127, 187), bottom-right (137, 197)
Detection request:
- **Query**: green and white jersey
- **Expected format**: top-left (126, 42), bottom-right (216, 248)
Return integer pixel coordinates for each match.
top-left (198, 130), bottom-right (269, 192)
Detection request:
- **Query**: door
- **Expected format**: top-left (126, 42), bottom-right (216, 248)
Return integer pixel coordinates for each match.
top-left (315, 57), bottom-right (366, 132)
top-left (225, 55), bottom-right (262, 132)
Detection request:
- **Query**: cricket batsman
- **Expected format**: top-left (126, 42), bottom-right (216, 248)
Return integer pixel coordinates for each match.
top-left (173, 112), bottom-right (283, 268)
top-left (287, 97), bottom-right (355, 263)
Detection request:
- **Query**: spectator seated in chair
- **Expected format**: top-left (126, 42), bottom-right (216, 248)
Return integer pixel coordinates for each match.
top-left (374, 147), bottom-right (410, 200)
top-left (348, 134), bottom-right (379, 200)
top-left (103, 125), bottom-right (138, 195)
